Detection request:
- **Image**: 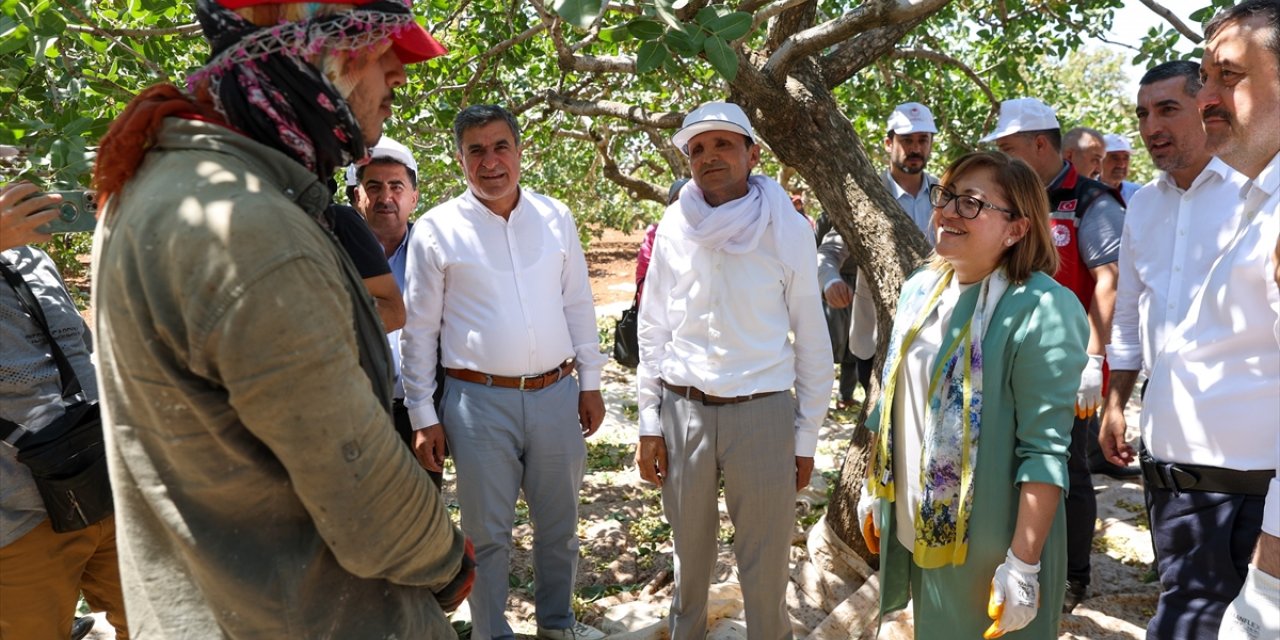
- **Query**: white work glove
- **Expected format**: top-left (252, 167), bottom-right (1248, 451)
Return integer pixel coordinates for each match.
top-left (1075, 354), bottom-right (1104, 419)
top-left (1218, 564), bottom-right (1280, 640)
top-left (857, 482), bottom-right (881, 554)
top-left (984, 549), bottom-right (1041, 639)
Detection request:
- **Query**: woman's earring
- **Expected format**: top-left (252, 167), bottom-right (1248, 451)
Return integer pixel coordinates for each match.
top-left (1005, 238), bottom-right (1015, 246)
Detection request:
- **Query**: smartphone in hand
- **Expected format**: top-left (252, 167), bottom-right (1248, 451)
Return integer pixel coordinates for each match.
top-left (34, 190), bottom-right (98, 234)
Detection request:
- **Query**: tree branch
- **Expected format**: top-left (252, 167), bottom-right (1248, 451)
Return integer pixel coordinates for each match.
top-left (591, 127), bottom-right (667, 204)
top-left (54, 0), bottom-right (168, 78)
top-left (762, 0), bottom-right (947, 82)
top-left (542, 92), bottom-right (685, 129)
top-left (820, 23), bottom-right (917, 88)
top-left (892, 47), bottom-right (999, 110)
top-left (538, 0), bottom-right (638, 74)
top-left (1136, 0), bottom-right (1203, 44)
top-left (64, 22), bottom-right (202, 37)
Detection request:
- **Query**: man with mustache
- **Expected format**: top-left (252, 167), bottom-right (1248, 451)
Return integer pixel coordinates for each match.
top-left (399, 104), bottom-right (607, 640)
top-left (636, 101), bottom-right (832, 640)
top-left (88, 0), bottom-right (473, 636)
top-left (1100, 133), bottom-right (1143, 203)
top-left (1103, 1), bottom-right (1280, 636)
top-left (985, 97), bottom-right (1128, 614)
top-left (346, 136), bottom-right (447, 486)
top-left (1100, 60), bottom-right (1251, 638)
top-left (1063, 127), bottom-right (1106, 181)
top-left (819, 102), bottom-right (940, 407)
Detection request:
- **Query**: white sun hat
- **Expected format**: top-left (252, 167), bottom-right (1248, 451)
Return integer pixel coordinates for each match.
top-left (980, 98), bottom-right (1060, 143)
top-left (672, 102), bottom-right (755, 155)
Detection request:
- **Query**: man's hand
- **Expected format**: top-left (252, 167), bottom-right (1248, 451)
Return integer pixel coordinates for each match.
top-left (637, 435), bottom-right (667, 487)
top-left (578, 390), bottom-right (605, 437)
top-left (1098, 405), bottom-right (1136, 467)
top-left (412, 424), bottom-right (447, 473)
top-left (0, 182), bottom-right (59, 252)
top-left (824, 280), bottom-right (853, 308)
top-left (1075, 354), bottom-right (1104, 419)
top-left (795, 456), bottom-right (814, 492)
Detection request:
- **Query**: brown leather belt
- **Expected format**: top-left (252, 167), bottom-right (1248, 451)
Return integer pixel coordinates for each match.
top-left (661, 380), bottom-right (782, 406)
top-left (446, 360), bottom-right (575, 391)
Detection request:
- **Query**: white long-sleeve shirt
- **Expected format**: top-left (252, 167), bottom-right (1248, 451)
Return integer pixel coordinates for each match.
top-left (1142, 152), bottom-right (1279, 474)
top-left (1108, 158), bottom-right (1248, 373)
top-left (399, 188), bottom-right (605, 429)
top-left (635, 194), bottom-right (833, 457)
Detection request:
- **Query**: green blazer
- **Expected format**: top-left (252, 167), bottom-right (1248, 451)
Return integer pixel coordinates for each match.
top-left (867, 269), bottom-right (1088, 639)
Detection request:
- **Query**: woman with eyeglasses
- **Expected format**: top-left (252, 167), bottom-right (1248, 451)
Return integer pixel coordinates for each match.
top-left (859, 151), bottom-right (1089, 639)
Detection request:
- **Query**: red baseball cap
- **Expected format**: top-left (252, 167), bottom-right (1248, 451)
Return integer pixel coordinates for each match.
top-left (214, 0), bottom-right (446, 63)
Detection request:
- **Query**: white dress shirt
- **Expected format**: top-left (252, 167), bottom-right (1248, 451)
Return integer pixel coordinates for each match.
top-left (400, 188), bottom-right (605, 429)
top-left (1108, 158), bottom-right (1249, 373)
top-left (1142, 152), bottom-right (1279, 473)
top-left (636, 190), bottom-right (833, 457)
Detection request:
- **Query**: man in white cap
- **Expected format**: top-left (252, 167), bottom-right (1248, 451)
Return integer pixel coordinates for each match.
top-left (1100, 133), bottom-right (1142, 202)
top-left (346, 136), bottom-right (444, 484)
top-left (636, 101), bottom-right (831, 640)
top-left (985, 97), bottom-right (1127, 613)
top-left (819, 102), bottom-right (941, 407)
top-left (1063, 127), bottom-right (1106, 181)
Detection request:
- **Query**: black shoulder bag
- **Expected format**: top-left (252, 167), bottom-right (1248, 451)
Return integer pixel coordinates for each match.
top-left (0, 259), bottom-right (112, 533)
top-left (612, 283), bottom-right (641, 369)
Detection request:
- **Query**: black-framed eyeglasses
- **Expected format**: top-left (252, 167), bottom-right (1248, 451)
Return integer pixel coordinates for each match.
top-left (928, 184), bottom-right (1017, 219)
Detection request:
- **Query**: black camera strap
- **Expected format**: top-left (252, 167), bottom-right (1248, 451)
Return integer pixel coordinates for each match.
top-left (0, 257), bottom-right (86, 444)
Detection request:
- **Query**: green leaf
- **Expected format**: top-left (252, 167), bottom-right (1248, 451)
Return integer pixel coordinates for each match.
top-left (636, 40), bottom-right (668, 73)
top-left (597, 24), bottom-right (630, 43)
top-left (653, 0), bottom-right (681, 29)
top-left (702, 35), bottom-right (737, 81)
top-left (664, 23), bottom-right (704, 56)
top-left (1189, 7), bottom-right (1215, 23)
top-left (551, 0), bottom-right (603, 30)
top-left (707, 12), bottom-right (752, 41)
top-left (626, 17), bottom-right (664, 41)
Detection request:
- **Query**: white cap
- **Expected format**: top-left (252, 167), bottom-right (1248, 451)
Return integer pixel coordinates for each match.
top-left (980, 98), bottom-right (1060, 143)
top-left (887, 102), bottom-right (937, 135)
top-left (345, 136), bottom-right (418, 186)
top-left (1103, 133), bottom-right (1133, 153)
top-left (672, 102), bottom-right (755, 154)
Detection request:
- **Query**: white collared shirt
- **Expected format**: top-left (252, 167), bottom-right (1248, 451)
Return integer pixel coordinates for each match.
top-left (881, 169), bottom-right (939, 244)
top-left (636, 194), bottom-right (833, 457)
top-left (400, 189), bottom-right (605, 429)
top-left (1142, 152), bottom-right (1280, 471)
top-left (1108, 158), bottom-right (1249, 373)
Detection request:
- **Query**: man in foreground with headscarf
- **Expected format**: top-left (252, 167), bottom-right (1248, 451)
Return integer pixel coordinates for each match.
top-left (88, 1), bottom-right (473, 636)
top-left (635, 102), bottom-right (832, 640)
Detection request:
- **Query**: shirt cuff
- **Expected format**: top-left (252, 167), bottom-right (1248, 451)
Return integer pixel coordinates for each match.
top-left (407, 402), bottom-right (440, 431)
top-left (576, 366), bottom-right (602, 392)
top-left (1106, 342), bottom-right (1142, 371)
top-left (638, 409), bottom-right (663, 439)
top-left (795, 428), bottom-right (818, 458)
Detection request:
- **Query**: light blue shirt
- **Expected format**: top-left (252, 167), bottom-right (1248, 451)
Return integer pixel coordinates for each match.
top-left (388, 223), bottom-right (413, 398)
top-left (881, 169), bottom-right (939, 245)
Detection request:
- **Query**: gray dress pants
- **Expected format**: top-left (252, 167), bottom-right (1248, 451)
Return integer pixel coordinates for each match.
top-left (441, 375), bottom-right (585, 640)
top-left (661, 388), bottom-right (797, 640)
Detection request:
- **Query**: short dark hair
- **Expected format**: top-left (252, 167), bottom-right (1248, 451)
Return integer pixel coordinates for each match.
top-left (345, 185), bottom-right (360, 205)
top-left (1063, 127), bottom-right (1103, 152)
top-left (1204, 0), bottom-right (1280, 66)
top-left (453, 105), bottom-right (521, 152)
top-left (1022, 128), bottom-right (1062, 153)
top-left (356, 157), bottom-right (418, 188)
top-left (1139, 60), bottom-right (1204, 95)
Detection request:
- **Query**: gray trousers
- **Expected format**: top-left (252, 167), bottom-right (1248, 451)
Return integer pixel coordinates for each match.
top-left (661, 388), bottom-right (797, 640)
top-left (441, 375), bottom-right (586, 640)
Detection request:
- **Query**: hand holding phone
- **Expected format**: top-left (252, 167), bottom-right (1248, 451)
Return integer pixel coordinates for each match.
top-left (1, 182), bottom-right (60, 251)
top-left (35, 190), bottom-right (99, 234)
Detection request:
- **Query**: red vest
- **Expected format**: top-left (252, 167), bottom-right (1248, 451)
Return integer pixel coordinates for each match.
top-left (1046, 163), bottom-right (1121, 312)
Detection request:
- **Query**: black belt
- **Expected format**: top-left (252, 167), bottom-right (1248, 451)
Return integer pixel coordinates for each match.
top-left (1140, 452), bottom-right (1273, 496)
top-left (661, 380), bottom-right (782, 406)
